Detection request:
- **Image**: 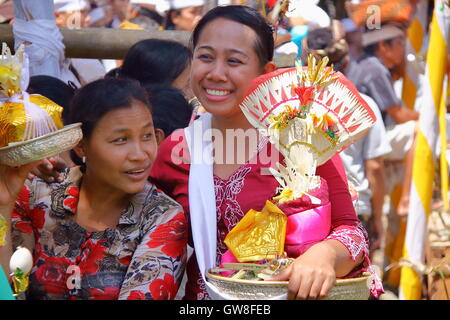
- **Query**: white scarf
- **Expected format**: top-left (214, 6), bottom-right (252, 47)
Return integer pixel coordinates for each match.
top-left (184, 113), bottom-right (287, 300)
top-left (184, 113), bottom-right (234, 299)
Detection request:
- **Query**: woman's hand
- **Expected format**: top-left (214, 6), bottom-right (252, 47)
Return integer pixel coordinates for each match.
top-left (27, 156), bottom-right (68, 183)
top-left (270, 244), bottom-right (337, 300)
top-left (0, 161), bottom-right (42, 212)
top-left (369, 217), bottom-right (385, 251)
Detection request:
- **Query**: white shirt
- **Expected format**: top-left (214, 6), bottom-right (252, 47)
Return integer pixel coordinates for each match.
top-left (340, 93), bottom-right (392, 216)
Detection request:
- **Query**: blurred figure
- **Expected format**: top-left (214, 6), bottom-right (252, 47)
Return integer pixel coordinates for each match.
top-left (130, 0), bottom-right (169, 21)
top-left (53, 0), bottom-right (107, 86)
top-left (145, 85), bottom-right (193, 145)
top-left (54, 0), bottom-right (91, 27)
top-left (117, 39), bottom-right (193, 99)
top-left (348, 24), bottom-right (418, 218)
top-left (164, 0), bottom-right (204, 31)
top-left (341, 17), bottom-right (364, 60)
top-left (0, 0), bottom-right (13, 24)
top-left (131, 4), bottom-right (164, 30)
top-left (108, 0), bottom-right (134, 28)
top-left (86, 4), bottom-right (114, 27)
top-left (256, 0), bottom-right (299, 69)
top-left (301, 23), bottom-right (392, 260)
top-left (285, 0), bottom-right (331, 59)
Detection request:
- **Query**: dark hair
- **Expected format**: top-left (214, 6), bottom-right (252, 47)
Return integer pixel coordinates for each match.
top-left (139, 7), bottom-right (164, 26)
top-left (362, 22), bottom-right (405, 57)
top-left (144, 84), bottom-right (193, 137)
top-left (302, 27), bottom-right (348, 73)
top-left (120, 39), bottom-right (192, 87)
top-left (104, 67), bottom-right (121, 79)
top-left (67, 78), bottom-right (151, 169)
top-left (164, 9), bottom-right (180, 30)
top-left (363, 38), bottom-right (394, 57)
top-left (307, 28), bottom-right (334, 52)
top-left (192, 5), bottom-right (274, 68)
top-left (27, 75), bottom-right (75, 124)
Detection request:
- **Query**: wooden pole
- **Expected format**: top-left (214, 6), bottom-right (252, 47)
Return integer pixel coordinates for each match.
top-left (0, 24), bottom-right (191, 59)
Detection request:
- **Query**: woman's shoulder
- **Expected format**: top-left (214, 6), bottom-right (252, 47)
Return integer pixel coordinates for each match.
top-left (21, 166), bottom-right (83, 201)
top-left (150, 129), bottom-right (190, 184)
top-left (145, 183), bottom-right (183, 210)
top-left (135, 183), bottom-right (184, 221)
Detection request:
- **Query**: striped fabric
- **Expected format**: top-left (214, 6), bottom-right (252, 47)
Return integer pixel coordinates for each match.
top-left (399, 0), bottom-right (449, 300)
top-left (401, 0), bottom-right (428, 110)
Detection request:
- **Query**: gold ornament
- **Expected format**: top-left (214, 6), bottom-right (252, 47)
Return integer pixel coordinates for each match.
top-left (224, 201), bottom-right (287, 262)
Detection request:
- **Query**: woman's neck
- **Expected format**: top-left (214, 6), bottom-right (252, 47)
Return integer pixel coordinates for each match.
top-left (76, 173), bottom-right (130, 230)
top-left (211, 112), bottom-right (253, 133)
top-left (210, 111), bottom-right (261, 179)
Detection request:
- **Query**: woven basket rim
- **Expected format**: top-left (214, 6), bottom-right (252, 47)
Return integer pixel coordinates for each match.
top-left (0, 122), bottom-right (82, 151)
top-left (207, 269), bottom-right (371, 287)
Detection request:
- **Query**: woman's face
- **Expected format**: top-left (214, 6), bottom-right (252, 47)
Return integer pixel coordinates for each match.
top-left (191, 18), bottom-right (265, 118)
top-left (81, 100), bottom-right (157, 195)
top-left (111, 0), bottom-right (131, 20)
top-left (172, 6), bottom-right (204, 31)
top-left (172, 64), bottom-right (194, 100)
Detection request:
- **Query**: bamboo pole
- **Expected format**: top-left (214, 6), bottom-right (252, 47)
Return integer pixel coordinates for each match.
top-left (0, 24), bottom-right (191, 59)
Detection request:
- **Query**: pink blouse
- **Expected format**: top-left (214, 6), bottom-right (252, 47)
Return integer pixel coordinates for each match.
top-left (150, 130), bottom-right (383, 299)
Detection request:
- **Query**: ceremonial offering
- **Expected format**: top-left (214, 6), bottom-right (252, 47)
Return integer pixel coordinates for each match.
top-left (0, 43), bottom-right (82, 166)
top-left (223, 56), bottom-right (376, 262)
top-left (207, 265), bottom-right (372, 300)
top-left (212, 56), bottom-right (376, 299)
top-left (9, 246), bottom-right (33, 296)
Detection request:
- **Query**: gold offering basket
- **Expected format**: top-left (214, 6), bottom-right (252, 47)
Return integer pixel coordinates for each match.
top-left (207, 266), bottom-right (372, 300)
top-left (0, 123), bottom-right (82, 166)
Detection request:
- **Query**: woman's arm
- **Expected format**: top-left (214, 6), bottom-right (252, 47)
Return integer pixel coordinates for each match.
top-left (0, 163), bottom-right (39, 275)
top-left (271, 155), bottom-right (368, 299)
top-left (118, 203), bottom-right (188, 300)
top-left (271, 239), bottom-right (364, 299)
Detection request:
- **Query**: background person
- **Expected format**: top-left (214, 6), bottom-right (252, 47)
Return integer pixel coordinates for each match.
top-left (164, 0), bottom-right (204, 31)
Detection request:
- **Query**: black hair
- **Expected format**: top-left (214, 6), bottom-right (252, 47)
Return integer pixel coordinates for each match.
top-left (139, 7), bottom-right (164, 26)
top-left (362, 22), bottom-right (405, 57)
top-left (144, 84), bottom-right (193, 138)
top-left (120, 39), bottom-right (192, 87)
top-left (303, 28), bottom-right (347, 73)
top-left (27, 75), bottom-right (75, 124)
top-left (307, 28), bottom-right (334, 51)
top-left (164, 9), bottom-right (180, 30)
top-left (67, 78), bottom-right (151, 170)
top-left (192, 5), bottom-right (274, 68)
top-left (104, 67), bottom-right (121, 79)
top-left (363, 38), bottom-right (394, 57)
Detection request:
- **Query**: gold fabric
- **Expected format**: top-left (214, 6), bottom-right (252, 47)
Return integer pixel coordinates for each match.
top-left (0, 64), bottom-right (21, 98)
top-left (0, 95), bottom-right (63, 147)
top-left (0, 214), bottom-right (7, 247)
top-left (224, 201), bottom-right (287, 262)
top-left (12, 271), bottom-right (29, 296)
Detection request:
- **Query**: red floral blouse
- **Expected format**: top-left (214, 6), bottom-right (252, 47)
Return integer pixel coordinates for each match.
top-left (11, 167), bottom-right (187, 300)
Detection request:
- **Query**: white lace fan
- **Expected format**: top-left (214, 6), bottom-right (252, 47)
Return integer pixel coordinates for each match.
top-left (240, 57), bottom-right (376, 198)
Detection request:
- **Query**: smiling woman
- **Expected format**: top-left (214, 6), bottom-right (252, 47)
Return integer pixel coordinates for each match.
top-left (0, 78), bottom-right (187, 300)
top-left (151, 5), bottom-right (382, 300)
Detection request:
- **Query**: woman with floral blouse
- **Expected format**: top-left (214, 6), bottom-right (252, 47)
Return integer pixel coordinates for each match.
top-left (0, 78), bottom-right (187, 300)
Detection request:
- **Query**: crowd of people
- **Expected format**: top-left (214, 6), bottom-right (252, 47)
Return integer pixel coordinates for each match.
top-left (0, 0), bottom-right (447, 300)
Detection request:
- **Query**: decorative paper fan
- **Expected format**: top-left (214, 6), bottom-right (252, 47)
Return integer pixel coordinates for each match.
top-left (240, 56), bottom-right (376, 198)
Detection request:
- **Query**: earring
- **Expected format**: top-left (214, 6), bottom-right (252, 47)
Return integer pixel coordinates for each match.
top-left (82, 156), bottom-right (86, 164)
